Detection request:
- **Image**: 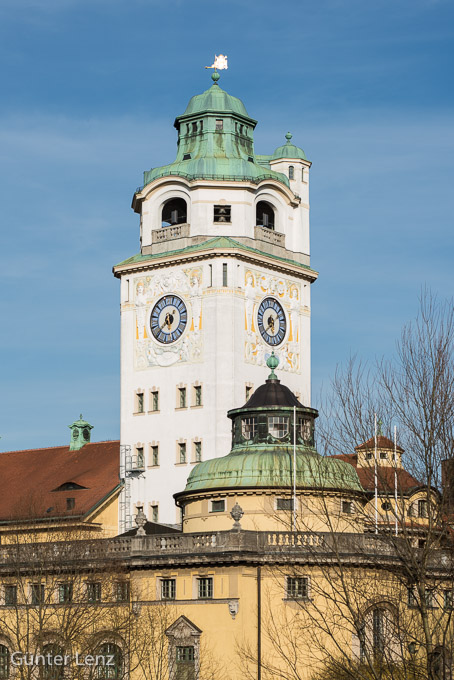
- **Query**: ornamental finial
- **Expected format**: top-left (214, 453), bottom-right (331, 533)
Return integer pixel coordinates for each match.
top-left (285, 132), bottom-right (292, 143)
top-left (266, 351), bottom-right (279, 380)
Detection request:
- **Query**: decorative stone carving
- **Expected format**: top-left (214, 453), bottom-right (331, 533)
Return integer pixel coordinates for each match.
top-left (228, 600), bottom-right (239, 619)
top-left (230, 502), bottom-right (244, 530)
top-left (133, 267), bottom-right (203, 370)
top-left (135, 506), bottom-right (147, 536)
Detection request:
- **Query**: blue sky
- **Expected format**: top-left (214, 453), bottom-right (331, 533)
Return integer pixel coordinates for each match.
top-left (0, 0), bottom-right (453, 451)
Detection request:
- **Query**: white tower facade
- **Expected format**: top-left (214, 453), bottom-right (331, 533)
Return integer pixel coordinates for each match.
top-left (113, 73), bottom-right (318, 528)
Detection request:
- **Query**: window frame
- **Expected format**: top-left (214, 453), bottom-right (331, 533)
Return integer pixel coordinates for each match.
top-left (4, 584), bottom-right (17, 606)
top-left (161, 578), bottom-right (176, 601)
top-left (58, 582), bottom-right (73, 604)
top-left (276, 497), bottom-right (294, 511)
top-left (30, 583), bottom-right (45, 605)
top-left (197, 577), bottom-right (213, 600)
top-left (210, 500), bottom-right (225, 513)
top-left (86, 581), bottom-right (102, 603)
top-left (178, 443), bottom-right (187, 464)
top-left (286, 576), bottom-right (309, 600)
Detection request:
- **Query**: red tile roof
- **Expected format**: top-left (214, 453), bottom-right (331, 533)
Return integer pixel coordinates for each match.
top-left (0, 441), bottom-right (120, 522)
top-left (355, 436), bottom-right (404, 453)
top-left (331, 453), bottom-right (421, 493)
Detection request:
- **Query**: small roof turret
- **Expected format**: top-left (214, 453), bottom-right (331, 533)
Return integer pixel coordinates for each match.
top-left (271, 132), bottom-right (308, 161)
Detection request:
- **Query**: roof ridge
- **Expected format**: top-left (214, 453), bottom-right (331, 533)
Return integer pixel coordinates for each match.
top-left (0, 439), bottom-right (120, 455)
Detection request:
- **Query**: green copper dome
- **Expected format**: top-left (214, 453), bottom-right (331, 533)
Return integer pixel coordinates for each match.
top-left (180, 82), bottom-right (250, 119)
top-left (138, 75), bottom-right (291, 190)
top-left (176, 371), bottom-right (363, 498)
top-left (181, 448), bottom-right (363, 493)
top-left (271, 132), bottom-right (307, 161)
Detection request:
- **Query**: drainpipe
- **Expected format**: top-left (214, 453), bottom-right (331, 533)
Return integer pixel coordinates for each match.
top-left (257, 566), bottom-right (262, 680)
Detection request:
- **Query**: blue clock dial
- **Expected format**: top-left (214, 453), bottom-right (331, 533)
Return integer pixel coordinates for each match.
top-left (257, 297), bottom-right (287, 346)
top-left (150, 295), bottom-right (188, 344)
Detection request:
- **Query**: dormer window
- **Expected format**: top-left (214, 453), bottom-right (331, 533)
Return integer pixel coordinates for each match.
top-left (288, 165), bottom-right (294, 180)
top-left (215, 119), bottom-right (223, 131)
top-left (268, 416), bottom-right (289, 439)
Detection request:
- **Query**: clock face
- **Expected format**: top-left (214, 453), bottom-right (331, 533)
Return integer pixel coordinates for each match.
top-left (150, 295), bottom-right (188, 344)
top-left (257, 297), bottom-right (287, 346)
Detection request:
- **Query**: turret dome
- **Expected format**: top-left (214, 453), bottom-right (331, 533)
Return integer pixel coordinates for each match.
top-left (271, 132), bottom-right (307, 161)
top-left (176, 361), bottom-right (362, 498)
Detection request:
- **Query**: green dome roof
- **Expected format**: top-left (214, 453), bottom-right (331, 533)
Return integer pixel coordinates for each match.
top-left (180, 83), bottom-right (250, 119)
top-left (181, 448), bottom-right (363, 494)
top-left (272, 133), bottom-right (307, 161)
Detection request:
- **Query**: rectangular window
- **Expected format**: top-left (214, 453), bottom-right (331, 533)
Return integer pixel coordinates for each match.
top-left (136, 447), bottom-right (144, 469)
top-left (30, 584), bottom-right (45, 605)
top-left (214, 205), bottom-right (231, 223)
top-left (66, 497), bottom-right (75, 510)
top-left (175, 646), bottom-right (195, 680)
top-left (287, 576), bottom-right (309, 600)
top-left (418, 499), bottom-right (428, 518)
top-left (115, 582), bottom-right (130, 602)
top-left (342, 500), bottom-right (353, 514)
top-left (194, 441), bottom-right (202, 462)
top-left (209, 264), bottom-right (213, 287)
top-left (444, 589), bottom-right (453, 610)
top-left (86, 582), bottom-right (101, 603)
top-left (151, 505), bottom-right (159, 523)
top-left (222, 263), bottom-right (228, 286)
top-left (215, 119), bottom-right (223, 131)
top-left (161, 578), bottom-right (176, 600)
top-left (151, 390), bottom-right (159, 411)
top-left (380, 451), bottom-right (388, 460)
top-left (179, 388), bottom-right (187, 408)
top-left (179, 443), bottom-right (187, 464)
top-left (58, 583), bottom-right (73, 604)
top-left (197, 577), bottom-right (213, 599)
top-left (152, 445), bottom-right (159, 467)
top-left (407, 586), bottom-right (417, 607)
top-left (194, 385), bottom-right (202, 406)
top-left (298, 417), bottom-right (312, 442)
top-left (210, 500), bottom-right (225, 513)
top-left (268, 416), bottom-right (289, 439)
top-left (366, 452), bottom-right (373, 460)
top-left (242, 417), bottom-right (257, 440)
top-left (136, 392), bottom-right (144, 413)
top-left (245, 385), bottom-right (253, 401)
top-left (424, 590), bottom-right (436, 608)
top-left (4, 585), bottom-right (17, 606)
top-left (276, 498), bottom-right (294, 511)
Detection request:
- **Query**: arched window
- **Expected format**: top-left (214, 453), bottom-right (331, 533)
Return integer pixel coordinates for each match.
top-left (0, 645), bottom-right (9, 679)
top-left (161, 198), bottom-right (187, 227)
top-left (256, 201), bottom-right (275, 230)
top-left (288, 165), bottom-right (294, 180)
top-left (96, 643), bottom-right (123, 680)
top-left (430, 648), bottom-right (452, 680)
top-left (360, 606), bottom-right (397, 664)
top-left (42, 644), bottom-right (64, 680)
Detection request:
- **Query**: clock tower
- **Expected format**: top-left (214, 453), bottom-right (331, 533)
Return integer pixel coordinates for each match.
top-left (113, 72), bottom-right (318, 528)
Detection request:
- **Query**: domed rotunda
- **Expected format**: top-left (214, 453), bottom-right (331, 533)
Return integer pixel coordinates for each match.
top-left (175, 355), bottom-right (363, 533)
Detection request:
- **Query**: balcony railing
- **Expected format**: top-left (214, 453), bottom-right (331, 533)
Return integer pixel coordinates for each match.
top-left (254, 225), bottom-right (285, 248)
top-left (152, 223), bottom-right (190, 244)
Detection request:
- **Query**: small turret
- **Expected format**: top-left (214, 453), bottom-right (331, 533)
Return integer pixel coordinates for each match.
top-left (68, 414), bottom-right (93, 451)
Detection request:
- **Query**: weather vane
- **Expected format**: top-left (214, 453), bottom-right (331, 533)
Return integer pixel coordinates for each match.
top-left (205, 54), bottom-right (228, 71)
